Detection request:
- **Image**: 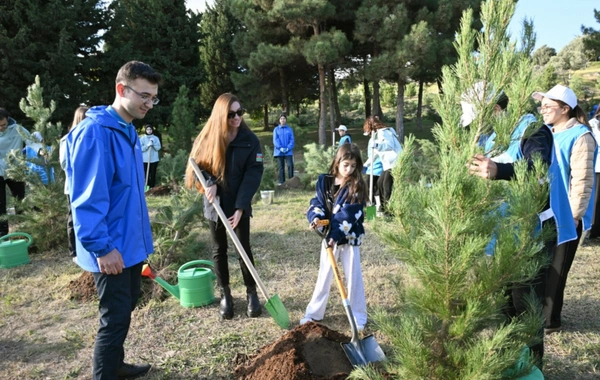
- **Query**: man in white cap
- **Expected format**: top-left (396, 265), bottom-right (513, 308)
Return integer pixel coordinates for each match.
top-left (335, 125), bottom-right (351, 147)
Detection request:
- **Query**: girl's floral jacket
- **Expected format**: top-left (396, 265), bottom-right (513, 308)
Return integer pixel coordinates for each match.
top-left (306, 174), bottom-right (365, 246)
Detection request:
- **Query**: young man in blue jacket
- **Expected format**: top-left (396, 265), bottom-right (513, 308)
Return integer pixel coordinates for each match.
top-left (66, 61), bottom-right (161, 380)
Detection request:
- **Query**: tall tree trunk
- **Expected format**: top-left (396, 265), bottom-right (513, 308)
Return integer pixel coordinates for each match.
top-left (329, 67), bottom-right (341, 127)
top-left (417, 79), bottom-right (424, 130)
top-left (363, 78), bottom-right (371, 118)
top-left (327, 69), bottom-right (336, 146)
top-left (263, 104), bottom-right (270, 131)
top-left (372, 80), bottom-right (383, 119)
top-left (318, 63), bottom-right (327, 146)
top-left (396, 76), bottom-right (405, 144)
top-left (279, 68), bottom-right (289, 114)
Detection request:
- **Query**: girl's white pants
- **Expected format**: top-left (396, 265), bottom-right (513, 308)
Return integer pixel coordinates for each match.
top-left (303, 243), bottom-right (367, 327)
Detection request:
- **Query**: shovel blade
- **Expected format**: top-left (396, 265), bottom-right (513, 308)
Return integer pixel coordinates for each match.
top-left (342, 335), bottom-right (386, 367)
top-left (265, 293), bottom-right (290, 329)
top-left (365, 205), bottom-right (376, 220)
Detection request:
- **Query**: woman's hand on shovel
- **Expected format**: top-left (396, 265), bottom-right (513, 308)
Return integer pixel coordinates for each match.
top-left (205, 184), bottom-right (217, 203)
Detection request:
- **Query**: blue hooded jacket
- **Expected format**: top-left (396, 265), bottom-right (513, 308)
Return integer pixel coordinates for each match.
top-left (65, 106), bottom-right (153, 272)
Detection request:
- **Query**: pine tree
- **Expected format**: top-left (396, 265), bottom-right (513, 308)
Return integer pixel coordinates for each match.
top-left (358, 1), bottom-right (549, 378)
top-left (198, 0), bottom-right (239, 109)
top-left (6, 76), bottom-right (68, 253)
top-left (100, 0), bottom-right (201, 126)
top-left (169, 85), bottom-right (197, 154)
top-left (0, 0), bottom-right (107, 125)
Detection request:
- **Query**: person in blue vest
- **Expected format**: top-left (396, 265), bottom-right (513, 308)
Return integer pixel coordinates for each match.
top-left (139, 124), bottom-right (161, 189)
top-left (273, 114), bottom-right (294, 185)
top-left (466, 90), bottom-right (555, 367)
top-left (335, 125), bottom-right (351, 147)
top-left (532, 84), bottom-right (597, 334)
top-left (0, 108), bottom-right (32, 237)
top-left (66, 61), bottom-right (160, 379)
top-left (22, 131), bottom-right (54, 185)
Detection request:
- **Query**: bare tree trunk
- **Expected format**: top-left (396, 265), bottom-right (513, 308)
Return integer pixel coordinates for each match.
top-left (327, 69), bottom-right (336, 146)
top-left (329, 67), bottom-right (341, 127)
top-left (363, 79), bottom-right (371, 118)
top-left (396, 76), bottom-right (405, 144)
top-left (372, 80), bottom-right (383, 119)
top-left (417, 79), bottom-right (424, 130)
top-left (263, 104), bottom-right (270, 131)
top-left (318, 63), bottom-right (327, 146)
top-left (279, 68), bottom-right (289, 114)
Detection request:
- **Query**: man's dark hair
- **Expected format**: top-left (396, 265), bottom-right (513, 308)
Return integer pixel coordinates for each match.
top-left (115, 61), bottom-right (162, 85)
top-left (0, 108), bottom-right (10, 120)
top-left (496, 93), bottom-right (509, 110)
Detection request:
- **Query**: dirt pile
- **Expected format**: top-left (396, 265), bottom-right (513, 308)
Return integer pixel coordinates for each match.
top-left (234, 322), bottom-right (354, 380)
top-left (68, 271), bottom-right (97, 301)
top-left (146, 185), bottom-right (173, 196)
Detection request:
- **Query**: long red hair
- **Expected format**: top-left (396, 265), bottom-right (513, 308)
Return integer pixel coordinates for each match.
top-left (185, 93), bottom-right (245, 191)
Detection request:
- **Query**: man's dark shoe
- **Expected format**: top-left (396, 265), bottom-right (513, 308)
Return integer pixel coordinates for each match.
top-left (117, 362), bottom-right (151, 379)
top-left (246, 286), bottom-right (262, 318)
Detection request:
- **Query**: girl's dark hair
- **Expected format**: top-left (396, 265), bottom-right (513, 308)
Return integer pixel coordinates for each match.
top-left (329, 144), bottom-right (367, 204)
top-left (556, 100), bottom-right (590, 126)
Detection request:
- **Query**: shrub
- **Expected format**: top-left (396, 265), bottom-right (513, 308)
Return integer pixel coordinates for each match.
top-left (302, 143), bottom-right (336, 182)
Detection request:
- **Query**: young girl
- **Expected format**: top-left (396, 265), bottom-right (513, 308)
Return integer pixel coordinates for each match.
top-left (300, 144), bottom-right (368, 330)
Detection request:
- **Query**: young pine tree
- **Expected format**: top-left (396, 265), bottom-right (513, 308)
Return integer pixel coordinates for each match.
top-left (6, 76), bottom-right (68, 252)
top-left (357, 1), bottom-right (549, 379)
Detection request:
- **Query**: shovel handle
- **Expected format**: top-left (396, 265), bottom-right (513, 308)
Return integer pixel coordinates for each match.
top-left (326, 245), bottom-right (348, 300)
top-left (188, 158), bottom-right (271, 301)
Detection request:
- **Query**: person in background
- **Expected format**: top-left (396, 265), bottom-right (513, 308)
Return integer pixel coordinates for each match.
top-left (185, 93), bottom-right (264, 320)
top-left (0, 108), bottom-right (32, 237)
top-left (22, 131), bottom-right (54, 185)
top-left (60, 106), bottom-right (88, 258)
top-left (588, 105), bottom-right (600, 239)
top-left (336, 125), bottom-right (351, 147)
top-left (532, 84), bottom-right (597, 334)
top-left (66, 61), bottom-right (160, 379)
top-left (362, 116), bottom-right (402, 214)
top-left (300, 143), bottom-right (368, 331)
top-left (273, 114), bottom-right (294, 185)
top-left (139, 124), bottom-right (161, 189)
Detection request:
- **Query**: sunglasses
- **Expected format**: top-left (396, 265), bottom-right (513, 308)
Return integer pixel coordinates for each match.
top-left (228, 109), bottom-right (244, 119)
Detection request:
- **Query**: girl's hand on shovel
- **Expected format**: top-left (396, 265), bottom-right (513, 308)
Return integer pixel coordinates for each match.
top-left (228, 209), bottom-right (243, 229)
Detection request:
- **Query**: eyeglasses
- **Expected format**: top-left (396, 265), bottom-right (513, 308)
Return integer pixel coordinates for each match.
top-left (124, 85), bottom-right (160, 105)
top-left (537, 104), bottom-right (562, 113)
top-left (228, 109), bottom-right (244, 119)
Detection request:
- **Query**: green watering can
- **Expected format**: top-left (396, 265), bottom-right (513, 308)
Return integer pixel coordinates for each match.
top-left (142, 260), bottom-right (216, 308)
top-left (0, 232), bottom-right (33, 269)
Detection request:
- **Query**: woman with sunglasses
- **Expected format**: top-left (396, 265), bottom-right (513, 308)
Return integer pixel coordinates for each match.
top-left (532, 84), bottom-right (597, 334)
top-left (185, 93), bottom-right (264, 320)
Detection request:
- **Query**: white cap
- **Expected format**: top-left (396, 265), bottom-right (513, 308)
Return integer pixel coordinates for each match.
top-left (460, 81), bottom-right (498, 127)
top-left (532, 84), bottom-right (577, 109)
top-left (32, 131), bottom-right (43, 142)
top-left (335, 125), bottom-right (347, 131)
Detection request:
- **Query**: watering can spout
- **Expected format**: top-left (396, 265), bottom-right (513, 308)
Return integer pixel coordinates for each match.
top-left (141, 264), bottom-right (181, 300)
top-left (155, 277), bottom-right (181, 300)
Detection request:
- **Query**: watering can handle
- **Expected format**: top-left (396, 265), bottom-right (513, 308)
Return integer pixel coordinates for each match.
top-left (179, 260), bottom-right (214, 275)
top-left (0, 232), bottom-right (33, 247)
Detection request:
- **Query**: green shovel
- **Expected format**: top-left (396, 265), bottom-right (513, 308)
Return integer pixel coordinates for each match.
top-left (189, 158), bottom-right (291, 329)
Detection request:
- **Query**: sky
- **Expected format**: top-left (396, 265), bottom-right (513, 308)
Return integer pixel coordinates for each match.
top-left (186, 0), bottom-right (599, 53)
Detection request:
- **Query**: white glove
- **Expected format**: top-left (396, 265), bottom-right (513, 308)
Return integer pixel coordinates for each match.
top-left (280, 148), bottom-right (285, 153)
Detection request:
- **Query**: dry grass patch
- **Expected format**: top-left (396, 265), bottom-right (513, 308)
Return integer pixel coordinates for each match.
top-left (0, 190), bottom-right (599, 378)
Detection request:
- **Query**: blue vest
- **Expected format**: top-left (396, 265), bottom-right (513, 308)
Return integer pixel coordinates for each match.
top-left (551, 124), bottom-right (597, 239)
top-left (485, 114), bottom-right (536, 163)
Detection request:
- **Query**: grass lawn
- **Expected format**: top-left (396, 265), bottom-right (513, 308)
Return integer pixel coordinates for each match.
top-left (0, 189), bottom-right (599, 379)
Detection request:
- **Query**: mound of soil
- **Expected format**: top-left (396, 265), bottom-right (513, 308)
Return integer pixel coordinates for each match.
top-left (146, 185), bottom-right (173, 196)
top-left (234, 322), bottom-right (353, 380)
top-left (68, 271), bottom-right (97, 301)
